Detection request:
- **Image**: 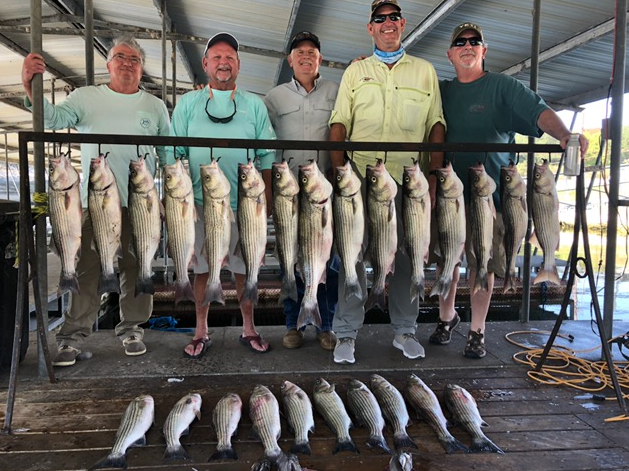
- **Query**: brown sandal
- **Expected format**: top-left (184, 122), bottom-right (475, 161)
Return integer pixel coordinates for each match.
top-left (183, 337), bottom-right (212, 359)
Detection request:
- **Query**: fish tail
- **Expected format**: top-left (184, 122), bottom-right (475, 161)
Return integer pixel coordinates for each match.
top-left (333, 437), bottom-right (359, 455)
top-left (393, 432), bottom-right (417, 450)
top-left (409, 277), bottom-right (425, 303)
top-left (135, 276), bottom-right (155, 297)
top-left (468, 436), bottom-right (504, 454)
top-left (533, 266), bottom-right (560, 286)
top-left (366, 435), bottom-right (392, 454)
top-left (98, 273), bottom-right (120, 296)
top-left (290, 441), bottom-right (312, 455)
top-left (440, 435), bottom-right (469, 454)
top-left (430, 275), bottom-right (452, 299)
top-left (297, 299), bottom-right (322, 330)
top-left (208, 446), bottom-right (238, 461)
top-left (364, 287), bottom-right (386, 313)
top-left (203, 282), bottom-right (225, 306)
top-left (344, 277), bottom-right (363, 301)
top-left (58, 273), bottom-right (80, 296)
top-left (242, 280), bottom-right (258, 304)
top-left (175, 280), bottom-right (195, 305)
top-left (89, 452), bottom-right (126, 470)
top-left (473, 267), bottom-right (488, 295)
top-left (279, 277), bottom-right (298, 304)
top-left (502, 271), bottom-right (517, 294)
top-left (163, 444), bottom-right (191, 461)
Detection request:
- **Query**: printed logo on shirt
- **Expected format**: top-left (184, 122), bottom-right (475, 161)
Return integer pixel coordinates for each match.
top-left (360, 76), bottom-right (376, 83)
top-left (140, 118), bottom-right (151, 128)
top-left (469, 104), bottom-right (486, 114)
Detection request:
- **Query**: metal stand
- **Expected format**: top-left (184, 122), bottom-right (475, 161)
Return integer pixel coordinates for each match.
top-left (534, 160), bottom-right (627, 414)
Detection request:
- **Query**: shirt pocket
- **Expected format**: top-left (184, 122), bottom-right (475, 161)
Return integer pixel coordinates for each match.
top-left (136, 111), bottom-right (159, 135)
top-left (313, 99), bottom-right (335, 121)
top-left (276, 102), bottom-right (301, 118)
top-left (396, 87), bottom-right (430, 132)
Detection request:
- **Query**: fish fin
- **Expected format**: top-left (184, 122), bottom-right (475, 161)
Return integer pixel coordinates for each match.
top-left (135, 277), bottom-right (155, 297)
top-left (333, 438), bottom-right (359, 455)
top-left (473, 268), bottom-right (489, 295)
top-left (58, 273), bottom-right (80, 296)
top-left (297, 299), bottom-right (322, 329)
top-left (468, 436), bottom-right (504, 454)
top-left (409, 276), bottom-right (425, 303)
top-left (98, 273), bottom-right (121, 296)
top-left (344, 277), bottom-right (363, 301)
top-left (430, 275), bottom-right (452, 299)
top-left (291, 442), bottom-right (312, 455)
top-left (365, 287), bottom-right (386, 313)
top-left (387, 200), bottom-right (395, 222)
top-left (279, 276), bottom-right (298, 304)
top-left (242, 281), bottom-right (259, 304)
top-left (533, 267), bottom-right (560, 286)
top-left (366, 435), bottom-right (392, 454)
top-left (89, 452), bottom-right (126, 470)
top-left (322, 204), bottom-right (329, 228)
top-left (175, 280), bottom-right (195, 305)
top-left (208, 447), bottom-right (238, 461)
top-left (203, 282), bottom-right (225, 306)
top-left (130, 435), bottom-right (147, 447)
top-left (440, 435), bottom-right (469, 454)
top-left (393, 433), bottom-right (417, 450)
top-left (163, 444), bottom-right (191, 461)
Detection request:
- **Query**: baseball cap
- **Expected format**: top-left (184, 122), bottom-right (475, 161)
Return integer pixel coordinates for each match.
top-left (289, 31), bottom-right (321, 52)
top-left (370, 0), bottom-right (401, 17)
top-left (450, 22), bottom-right (484, 44)
top-left (203, 32), bottom-right (239, 56)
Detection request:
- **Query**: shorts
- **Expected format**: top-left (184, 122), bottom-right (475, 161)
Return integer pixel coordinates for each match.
top-left (193, 204), bottom-right (246, 275)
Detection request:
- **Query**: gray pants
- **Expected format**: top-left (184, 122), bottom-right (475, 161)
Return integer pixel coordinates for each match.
top-left (56, 209), bottom-right (152, 349)
top-left (332, 166), bottom-right (419, 339)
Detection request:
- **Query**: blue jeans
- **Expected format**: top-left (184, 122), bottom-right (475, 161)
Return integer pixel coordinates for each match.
top-left (283, 255), bottom-right (339, 332)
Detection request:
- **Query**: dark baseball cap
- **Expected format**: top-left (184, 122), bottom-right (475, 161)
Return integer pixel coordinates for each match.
top-left (204, 32), bottom-right (239, 56)
top-left (370, 0), bottom-right (401, 17)
top-left (289, 31), bottom-right (321, 52)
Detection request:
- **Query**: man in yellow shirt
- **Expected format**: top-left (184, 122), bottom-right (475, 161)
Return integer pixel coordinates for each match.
top-left (329, 0), bottom-right (445, 364)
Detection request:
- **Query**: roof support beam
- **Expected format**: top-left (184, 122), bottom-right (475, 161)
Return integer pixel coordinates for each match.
top-left (402, 0), bottom-right (468, 49)
top-left (501, 16), bottom-right (626, 76)
top-left (272, 0), bottom-right (302, 86)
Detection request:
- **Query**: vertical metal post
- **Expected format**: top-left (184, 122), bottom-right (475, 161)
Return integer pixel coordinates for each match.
top-left (84, 0), bottom-right (94, 86)
top-left (4, 133), bottom-right (8, 200)
top-left (603, 0), bottom-right (626, 341)
top-left (521, 0), bottom-right (542, 323)
top-left (171, 37), bottom-right (177, 108)
top-left (161, 0), bottom-right (167, 103)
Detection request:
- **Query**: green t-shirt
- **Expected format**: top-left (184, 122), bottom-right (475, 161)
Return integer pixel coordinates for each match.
top-left (440, 72), bottom-right (548, 209)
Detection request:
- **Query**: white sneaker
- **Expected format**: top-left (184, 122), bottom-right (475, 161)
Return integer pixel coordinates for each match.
top-left (393, 333), bottom-right (425, 359)
top-left (333, 338), bottom-right (355, 364)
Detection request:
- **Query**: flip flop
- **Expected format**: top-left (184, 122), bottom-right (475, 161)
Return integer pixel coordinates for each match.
top-left (183, 337), bottom-right (212, 359)
top-left (239, 334), bottom-right (271, 354)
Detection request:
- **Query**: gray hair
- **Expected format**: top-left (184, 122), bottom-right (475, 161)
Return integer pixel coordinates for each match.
top-left (106, 34), bottom-right (146, 65)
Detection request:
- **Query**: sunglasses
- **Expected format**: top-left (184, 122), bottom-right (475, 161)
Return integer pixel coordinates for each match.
top-left (451, 36), bottom-right (483, 48)
top-left (205, 97), bottom-right (237, 124)
top-left (371, 13), bottom-right (403, 23)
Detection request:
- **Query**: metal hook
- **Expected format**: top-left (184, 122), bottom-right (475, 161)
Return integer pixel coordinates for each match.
top-left (137, 144), bottom-right (141, 159)
top-left (98, 143), bottom-right (102, 156)
top-left (316, 149), bottom-right (320, 165)
top-left (483, 151), bottom-right (489, 166)
top-left (104, 151), bottom-right (110, 159)
top-left (144, 153), bottom-right (150, 161)
top-left (515, 153), bottom-right (520, 165)
top-left (210, 147), bottom-right (214, 161)
top-left (383, 150), bottom-right (388, 165)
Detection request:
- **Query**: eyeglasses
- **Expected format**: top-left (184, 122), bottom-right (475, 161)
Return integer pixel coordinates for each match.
top-left (450, 36), bottom-right (483, 48)
top-left (371, 13), bottom-right (402, 23)
top-left (110, 53), bottom-right (142, 65)
top-left (205, 97), bottom-right (237, 124)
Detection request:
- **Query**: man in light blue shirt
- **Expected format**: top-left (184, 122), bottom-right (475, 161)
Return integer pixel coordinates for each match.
top-left (168, 32), bottom-right (276, 358)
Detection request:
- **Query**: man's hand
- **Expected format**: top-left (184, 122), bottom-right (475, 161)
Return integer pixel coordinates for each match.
top-left (22, 53), bottom-right (46, 101)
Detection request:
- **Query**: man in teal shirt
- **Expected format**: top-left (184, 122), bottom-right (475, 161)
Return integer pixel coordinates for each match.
top-left (168, 32), bottom-right (276, 358)
top-left (434, 22), bottom-right (589, 359)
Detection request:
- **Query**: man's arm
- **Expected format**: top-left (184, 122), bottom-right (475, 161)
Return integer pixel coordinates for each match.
top-left (329, 122), bottom-right (347, 170)
top-left (537, 108), bottom-right (589, 156)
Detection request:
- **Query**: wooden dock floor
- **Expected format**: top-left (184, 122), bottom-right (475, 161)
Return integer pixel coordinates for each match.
top-left (1, 321), bottom-right (628, 471)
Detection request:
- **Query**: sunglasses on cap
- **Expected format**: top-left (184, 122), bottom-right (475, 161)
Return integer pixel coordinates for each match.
top-left (451, 36), bottom-right (484, 48)
top-left (371, 13), bottom-right (402, 23)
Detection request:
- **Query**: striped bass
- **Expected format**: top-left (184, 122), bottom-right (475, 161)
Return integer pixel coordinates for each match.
top-left (501, 162), bottom-right (527, 293)
top-left (431, 162), bottom-right (466, 299)
top-left (164, 159), bottom-right (196, 305)
top-left (402, 160), bottom-right (431, 303)
top-left (200, 159), bottom-right (233, 305)
top-left (237, 159), bottom-right (267, 303)
top-left (312, 378), bottom-right (358, 455)
top-left (404, 374), bottom-right (467, 454)
top-left (364, 159), bottom-right (397, 312)
top-left (249, 384), bottom-right (283, 462)
top-left (210, 392), bottom-right (242, 461)
top-left (346, 379), bottom-right (391, 454)
top-left (531, 159), bottom-right (561, 286)
top-left (163, 393), bottom-right (202, 461)
top-left (272, 159), bottom-right (299, 304)
top-left (444, 383), bottom-right (504, 454)
top-left (281, 380), bottom-right (315, 455)
top-left (128, 155), bottom-right (162, 297)
top-left (87, 153), bottom-right (122, 295)
top-left (370, 374), bottom-right (416, 450)
top-left (89, 394), bottom-right (154, 470)
top-left (48, 152), bottom-right (82, 295)
top-left (296, 161), bottom-right (333, 329)
top-left (333, 161), bottom-right (365, 301)
top-left (468, 162), bottom-right (496, 295)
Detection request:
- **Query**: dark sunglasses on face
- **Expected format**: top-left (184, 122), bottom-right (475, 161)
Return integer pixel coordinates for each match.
top-left (451, 36), bottom-right (483, 48)
top-left (371, 13), bottom-right (402, 23)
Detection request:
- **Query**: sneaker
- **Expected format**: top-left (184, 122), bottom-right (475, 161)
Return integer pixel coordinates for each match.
top-left (123, 335), bottom-right (147, 356)
top-left (464, 329), bottom-right (486, 359)
top-left (429, 313), bottom-right (461, 345)
top-left (282, 329), bottom-right (304, 349)
top-left (333, 338), bottom-right (355, 364)
top-left (317, 331), bottom-right (337, 351)
top-left (393, 333), bottom-right (425, 359)
top-left (52, 345), bottom-right (79, 367)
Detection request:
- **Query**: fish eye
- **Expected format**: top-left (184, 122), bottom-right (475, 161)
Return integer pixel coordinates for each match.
top-left (302, 177), bottom-right (308, 183)
top-left (275, 172), bottom-right (280, 179)
top-left (505, 175), bottom-right (511, 182)
top-left (241, 174), bottom-right (246, 180)
top-left (371, 176), bottom-right (376, 183)
top-left (439, 176), bottom-right (445, 183)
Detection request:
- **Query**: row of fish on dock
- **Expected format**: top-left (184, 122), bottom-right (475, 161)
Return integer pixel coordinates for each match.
top-left (48, 151), bottom-right (561, 325)
top-left (89, 373), bottom-right (502, 470)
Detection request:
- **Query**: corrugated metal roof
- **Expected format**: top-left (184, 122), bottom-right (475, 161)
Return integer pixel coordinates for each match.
top-left (0, 0), bottom-right (626, 163)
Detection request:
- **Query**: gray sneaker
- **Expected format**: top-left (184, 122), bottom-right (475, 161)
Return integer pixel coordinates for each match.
top-left (123, 335), bottom-right (147, 356)
top-left (393, 333), bottom-right (425, 359)
top-left (52, 345), bottom-right (80, 367)
top-left (333, 338), bottom-right (355, 364)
